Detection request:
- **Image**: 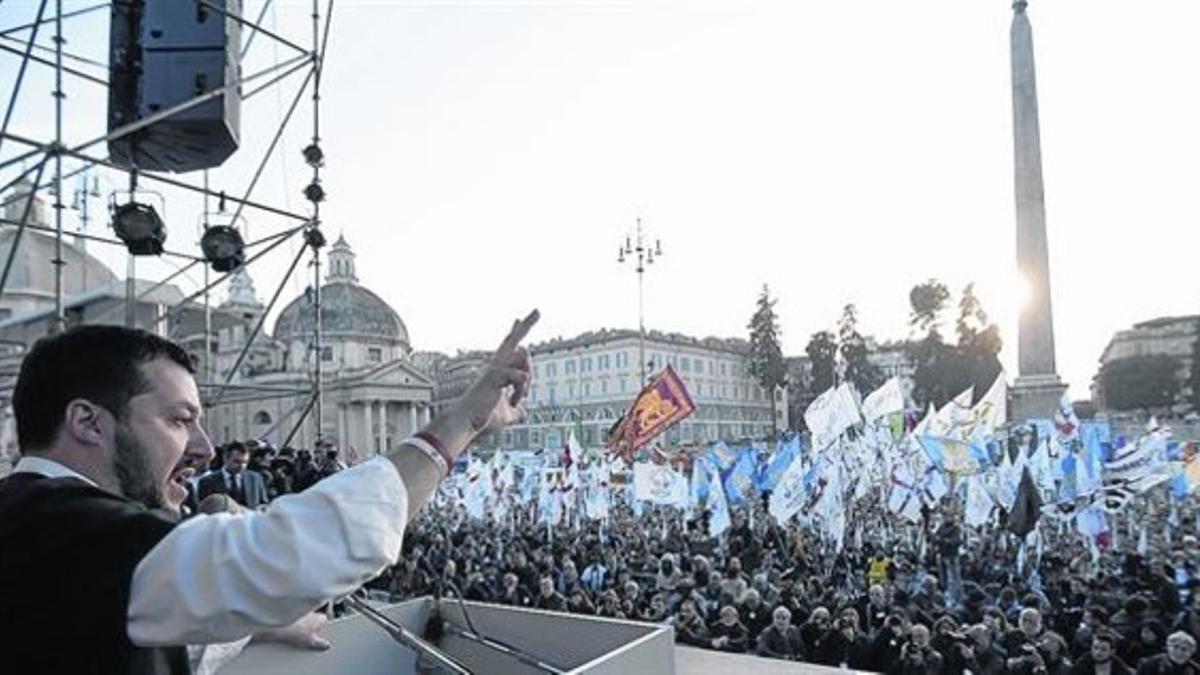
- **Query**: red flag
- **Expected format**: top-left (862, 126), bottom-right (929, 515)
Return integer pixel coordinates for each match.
top-left (606, 365), bottom-right (696, 461)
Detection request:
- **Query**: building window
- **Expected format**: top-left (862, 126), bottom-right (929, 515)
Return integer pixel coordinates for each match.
top-left (549, 386), bottom-right (557, 406)
top-left (681, 357), bottom-right (690, 372)
top-left (321, 346), bottom-right (333, 362)
top-left (568, 384), bottom-right (575, 398)
top-left (720, 362), bottom-right (726, 376)
top-left (565, 360), bottom-right (576, 375)
top-left (601, 380), bottom-right (607, 394)
top-left (620, 379), bottom-right (627, 393)
top-left (709, 360), bottom-right (715, 375)
top-left (583, 383), bottom-right (590, 397)
top-left (253, 410), bottom-right (272, 425)
top-left (547, 363), bottom-right (557, 377)
top-left (368, 347), bottom-right (382, 363)
top-left (582, 357), bottom-right (592, 372)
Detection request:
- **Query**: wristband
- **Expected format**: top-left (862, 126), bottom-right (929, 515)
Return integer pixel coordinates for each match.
top-left (404, 436), bottom-right (448, 477)
top-left (414, 431), bottom-right (455, 469)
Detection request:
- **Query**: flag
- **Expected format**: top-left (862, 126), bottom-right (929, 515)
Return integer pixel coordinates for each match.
top-left (861, 377), bottom-right (905, 422)
top-left (1076, 421), bottom-right (1109, 496)
top-left (1009, 466), bottom-right (1043, 537)
top-left (928, 387), bottom-right (974, 439)
top-left (804, 382), bottom-right (862, 451)
top-left (724, 447), bottom-right (759, 506)
top-left (562, 431), bottom-right (581, 509)
top-left (769, 453), bottom-right (817, 523)
top-left (633, 462), bottom-right (688, 506)
top-left (918, 436), bottom-right (988, 476)
top-left (463, 460), bottom-right (492, 521)
top-left (607, 365), bottom-right (696, 459)
top-left (964, 474), bottom-right (994, 527)
top-left (691, 455), bottom-right (711, 506)
top-left (966, 373), bottom-right (1007, 442)
top-left (707, 470), bottom-right (731, 537)
top-left (759, 435), bottom-right (801, 492)
top-left (1052, 391), bottom-right (1080, 443)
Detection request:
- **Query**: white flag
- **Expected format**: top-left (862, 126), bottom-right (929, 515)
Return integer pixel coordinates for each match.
top-left (929, 387), bottom-right (974, 439)
top-left (707, 471), bottom-right (731, 537)
top-left (769, 454), bottom-right (813, 523)
top-left (964, 474), bottom-right (994, 527)
top-left (633, 462), bottom-right (688, 505)
top-left (805, 383), bottom-right (862, 451)
top-left (861, 378), bottom-right (905, 422)
top-left (967, 373), bottom-right (1007, 442)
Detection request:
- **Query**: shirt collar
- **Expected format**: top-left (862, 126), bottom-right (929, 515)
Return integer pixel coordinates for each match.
top-left (12, 455), bottom-right (99, 487)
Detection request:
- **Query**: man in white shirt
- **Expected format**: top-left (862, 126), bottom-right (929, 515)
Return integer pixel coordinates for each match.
top-left (0, 311), bottom-right (538, 674)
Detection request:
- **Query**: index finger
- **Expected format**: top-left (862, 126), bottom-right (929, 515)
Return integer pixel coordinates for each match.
top-left (497, 309), bottom-right (540, 355)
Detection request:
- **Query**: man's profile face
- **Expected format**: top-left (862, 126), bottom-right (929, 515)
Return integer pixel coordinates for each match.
top-left (114, 358), bottom-right (213, 512)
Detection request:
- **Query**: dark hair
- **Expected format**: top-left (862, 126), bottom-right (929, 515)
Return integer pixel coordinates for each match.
top-left (1092, 632), bottom-right (1118, 649)
top-left (13, 325), bottom-right (194, 450)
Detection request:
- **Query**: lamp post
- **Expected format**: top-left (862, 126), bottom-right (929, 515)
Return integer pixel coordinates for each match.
top-left (617, 217), bottom-right (662, 389)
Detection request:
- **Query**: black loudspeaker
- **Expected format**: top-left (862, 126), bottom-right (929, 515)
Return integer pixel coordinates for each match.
top-left (108, 0), bottom-right (242, 173)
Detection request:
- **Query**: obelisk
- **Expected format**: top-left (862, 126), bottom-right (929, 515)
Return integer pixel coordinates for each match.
top-left (1009, 0), bottom-right (1067, 421)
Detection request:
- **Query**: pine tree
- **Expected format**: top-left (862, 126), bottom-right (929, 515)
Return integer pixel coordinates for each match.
top-left (906, 279), bottom-right (953, 409)
top-left (747, 284), bottom-right (787, 433)
top-left (838, 303), bottom-right (883, 395)
top-left (806, 330), bottom-right (838, 397)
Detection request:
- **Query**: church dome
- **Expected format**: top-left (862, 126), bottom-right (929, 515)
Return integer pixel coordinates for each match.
top-left (0, 180), bottom-right (118, 304)
top-left (271, 236), bottom-right (409, 345)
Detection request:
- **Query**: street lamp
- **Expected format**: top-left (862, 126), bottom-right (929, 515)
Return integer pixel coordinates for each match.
top-left (616, 217), bottom-right (663, 388)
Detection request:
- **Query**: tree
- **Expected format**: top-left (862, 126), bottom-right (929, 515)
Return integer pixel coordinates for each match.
top-left (909, 280), bottom-right (951, 334)
top-left (1100, 355), bottom-right (1182, 413)
top-left (806, 330), bottom-right (838, 397)
top-left (953, 283), bottom-right (1004, 402)
top-left (838, 303), bottom-right (883, 395)
top-left (907, 279), bottom-right (953, 409)
top-left (747, 284), bottom-right (787, 433)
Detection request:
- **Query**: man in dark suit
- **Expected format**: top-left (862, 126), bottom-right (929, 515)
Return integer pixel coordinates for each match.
top-left (198, 442), bottom-right (269, 509)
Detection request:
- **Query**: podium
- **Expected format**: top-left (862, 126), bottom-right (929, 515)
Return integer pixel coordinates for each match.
top-left (222, 597), bottom-right (676, 674)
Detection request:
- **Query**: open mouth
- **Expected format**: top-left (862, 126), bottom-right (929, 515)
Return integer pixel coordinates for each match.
top-left (170, 465), bottom-right (196, 486)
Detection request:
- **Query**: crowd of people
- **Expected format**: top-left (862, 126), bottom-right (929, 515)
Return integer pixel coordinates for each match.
top-left (380, 484), bottom-right (1200, 674)
top-left (185, 440), bottom-right (1200, 674)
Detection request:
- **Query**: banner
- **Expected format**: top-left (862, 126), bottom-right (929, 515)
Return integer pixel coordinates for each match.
top-left (607, 365), bottom-right (696, 459)
top-left (861, 377), bottom-right (905, 422)
top-left (805, 383), bottom-right (862, 451)
top-left (632, 462), bottom-right (688, 506)
top-left (918, 436), bottom-right (988, 476)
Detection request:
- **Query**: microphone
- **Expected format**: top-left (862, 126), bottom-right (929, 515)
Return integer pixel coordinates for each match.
top-left (343, 595), bottom-right (471, 675)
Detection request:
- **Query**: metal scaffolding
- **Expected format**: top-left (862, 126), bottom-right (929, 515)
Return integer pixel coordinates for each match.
top-left (0, 0), bottom-right (339, 448)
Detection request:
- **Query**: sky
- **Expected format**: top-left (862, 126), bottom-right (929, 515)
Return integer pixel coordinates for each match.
top-left (2, 0), bottom-right (1199, 399)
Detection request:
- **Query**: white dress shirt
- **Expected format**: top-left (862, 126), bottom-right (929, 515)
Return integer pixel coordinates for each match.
top-left (13, 454), bottom-right (409, 646)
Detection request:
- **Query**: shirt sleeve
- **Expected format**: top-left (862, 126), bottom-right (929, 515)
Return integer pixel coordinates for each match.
top-left (128, 457), bottom-right (408, 646)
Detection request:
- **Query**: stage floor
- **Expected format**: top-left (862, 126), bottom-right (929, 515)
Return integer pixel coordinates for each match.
top-left (676, 646), bottom-right (874, 674)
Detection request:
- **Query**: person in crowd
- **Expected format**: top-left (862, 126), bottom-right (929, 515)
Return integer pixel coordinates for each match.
top-left (1135, 631), bottom-right (1198, 675)
top-left (674, 598), bottom-right (710, 648)
top-left (197, 441), bottom-right (269, 509)
top-left (1071, 632), bottom-right (1134, 675)
top-left (756, 606), bottom-right (804, 661)
top-left (898, 624), bottom-right (945, 675)
top-left (534, 575), bottom-right (569, 612)
top-left (709, 605), bottom-right (750, 653)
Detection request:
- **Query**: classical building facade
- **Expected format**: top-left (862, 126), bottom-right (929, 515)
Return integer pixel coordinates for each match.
top-left (1090, 315), bottom-right (1197, 410)
top-left (474, 329), bottom-right (776, 451)
top-left (200, 235), bottom-right (434, 455)
top-left (0, 175), bottom-right (432, 469)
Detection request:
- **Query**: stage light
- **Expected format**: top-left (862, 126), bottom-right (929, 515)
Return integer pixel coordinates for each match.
top-left (200, 225), bottom-right (246, 272)
top-left (303, 143), bottom-right (324, 168)
top-left (304, 226), bottom-right (326, 250)
top-left (304, 180), bottom-right (325, 204)
top-left (111, 201), bottom-right (167, 256)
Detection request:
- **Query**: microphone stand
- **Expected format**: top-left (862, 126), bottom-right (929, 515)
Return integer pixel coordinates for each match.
top-left (436, 579), bottom-right (566, 675)
top-left (343, 595), bottom-right (471, 675)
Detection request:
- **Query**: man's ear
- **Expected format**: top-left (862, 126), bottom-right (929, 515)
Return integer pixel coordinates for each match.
top-left (63, 399), bottom-right (112, 447)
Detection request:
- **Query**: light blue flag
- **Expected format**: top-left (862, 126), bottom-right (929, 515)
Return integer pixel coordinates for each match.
top-left (1077, 421), bottom-right (1109, 495)
top-left (724, 446), bottom-right (759, 506)
top-left (691, 456), bottom-right (711, 506)
top-left (917, 436), bottom-right (989, 476)
top-left (759, 435), bottom-right (801, 492)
